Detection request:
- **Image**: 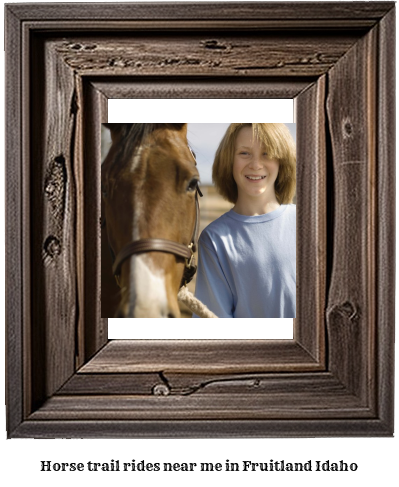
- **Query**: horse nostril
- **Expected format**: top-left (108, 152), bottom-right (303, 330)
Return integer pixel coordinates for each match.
top-left (167, 312), bottom-right (176, 318)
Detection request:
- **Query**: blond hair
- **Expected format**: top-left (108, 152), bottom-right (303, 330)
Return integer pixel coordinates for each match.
top-left (212, 123), bottom-right (296, 204)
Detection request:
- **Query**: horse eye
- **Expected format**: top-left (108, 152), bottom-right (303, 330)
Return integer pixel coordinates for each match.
top-left (187, 178), bottom-right (199, 193)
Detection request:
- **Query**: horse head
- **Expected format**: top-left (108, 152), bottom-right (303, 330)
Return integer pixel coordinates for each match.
top-left (101, 123), bottom-right (200, 318)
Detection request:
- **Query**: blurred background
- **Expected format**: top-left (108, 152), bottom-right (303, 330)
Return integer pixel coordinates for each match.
top-left (102, 123), bottom-right (296, 186)
top-left (101, 123), bottom-right (296, 317)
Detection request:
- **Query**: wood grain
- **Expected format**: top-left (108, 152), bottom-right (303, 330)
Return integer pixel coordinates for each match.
top-left (81, 81), bottom-right (109, 363)
top-left (53, 34), bottom-right (360, 78)
top-left (7, 2), bottom-right (394, 22)
top-left (5, 2), bottom-right (395, 438)
top-left (29, 36), bottom-right (78, 408)
top-left (79, 340), bottom-right (321, 374)
top-left (5, 4), bottom-right (25, 436)
top-left (375, 5), bottom-right (395, 431)
top-left (295, 76), bottom-right (326, 363)
top-left (29, 393), bottom-right (371, 421)
top-left (326, 25), bottom-right (377, 404)
top-left (92, 79), bottom-right (311, 100)
top-left (14, 418), bottom-right (391, 439)
top-left (60, 371), bottom-right (355, 398)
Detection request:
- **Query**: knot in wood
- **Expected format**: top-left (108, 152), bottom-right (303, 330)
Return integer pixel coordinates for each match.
top-left (83, 44), bottom-right (97, 51)
top-left (44, 236), bottom-right (61, 258)
top-left (339, 301), bottom-right (358, 321)
top-left (201, 39), bottom-right (227, 50)
top-left (45, 181), bottom-right (56, 196)
top-left (342, 119), bottom-right (353, 137)
top-left (152, 383), bottom-right (170, 396)
top-left (327, 301), bottom-right (358, 324)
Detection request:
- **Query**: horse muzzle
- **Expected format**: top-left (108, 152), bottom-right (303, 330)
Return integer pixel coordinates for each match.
top-left (115, 254), bottom-right (182, 318)
top-left (115, 301), bottom-right (180, 319)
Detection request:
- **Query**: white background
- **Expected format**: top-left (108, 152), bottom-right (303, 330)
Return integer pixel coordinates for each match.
top-left (107, 102), bottom-right (295, 339)
top-left (1, 1), bottom-right (398, 486)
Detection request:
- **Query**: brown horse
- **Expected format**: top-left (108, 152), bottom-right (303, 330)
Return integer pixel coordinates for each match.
top-left (101, 123), bottom-right (200, 318)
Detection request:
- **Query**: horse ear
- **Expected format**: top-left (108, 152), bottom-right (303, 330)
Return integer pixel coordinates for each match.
top-left (166, 123), bottom-right (187, 135)
top-left (103, 123), bottom-right (127, 142)
top-left (168, 123), bottom-right (186, 130)
top-left (103, 123), bottom-right (123, 131)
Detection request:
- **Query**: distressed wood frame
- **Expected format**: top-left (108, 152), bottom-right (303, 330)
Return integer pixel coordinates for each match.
top-left (5, 2), bottom-right (395, 438)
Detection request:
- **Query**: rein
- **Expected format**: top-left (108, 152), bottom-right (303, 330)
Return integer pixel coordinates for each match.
top-left (103, 186), bottom-right (202, 288)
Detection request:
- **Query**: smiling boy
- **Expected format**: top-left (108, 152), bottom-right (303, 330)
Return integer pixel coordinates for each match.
top-left (193, 123), bottom-right (296, 318)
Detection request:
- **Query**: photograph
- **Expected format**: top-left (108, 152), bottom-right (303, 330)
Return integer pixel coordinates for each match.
top-left (101, 123), bottom-right (297, 320)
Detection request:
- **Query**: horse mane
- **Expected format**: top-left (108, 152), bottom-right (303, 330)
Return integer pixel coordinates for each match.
top-left (106, 123), bottom-right (187, 174)
top-left (122, 123), bottom-right (185, 148)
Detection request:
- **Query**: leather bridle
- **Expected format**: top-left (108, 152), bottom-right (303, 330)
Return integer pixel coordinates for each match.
top-left (102, 186), bottom-right (202, 288)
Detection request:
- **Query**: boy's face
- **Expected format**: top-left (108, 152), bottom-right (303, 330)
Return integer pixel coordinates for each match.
top-left (233, 126), bottom-right (279, 201)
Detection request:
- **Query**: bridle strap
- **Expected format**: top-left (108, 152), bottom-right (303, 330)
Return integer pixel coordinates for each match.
top-left (112, 238), bottom-right (193, 276)
top-left (110, 186), bottom-right (201, 282)
top-left (192, 185), bottom-right (201, 250)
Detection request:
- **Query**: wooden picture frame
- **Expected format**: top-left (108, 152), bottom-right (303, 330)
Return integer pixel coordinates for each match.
top-left (5, 2), bottom-right (395, 438)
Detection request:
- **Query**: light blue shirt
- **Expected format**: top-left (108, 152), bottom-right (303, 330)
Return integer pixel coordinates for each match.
top-left (193, 204), bottom-right (296, 318)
